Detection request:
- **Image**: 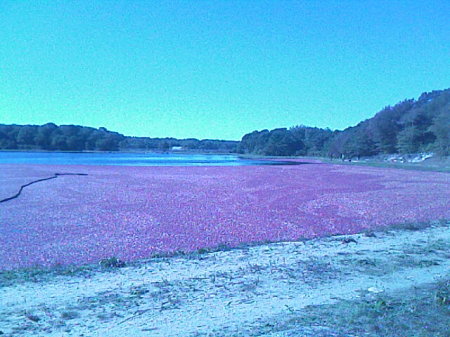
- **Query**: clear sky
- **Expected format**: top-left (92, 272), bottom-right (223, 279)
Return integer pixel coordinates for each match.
top-left (0, 1), bottom-right (449, 140)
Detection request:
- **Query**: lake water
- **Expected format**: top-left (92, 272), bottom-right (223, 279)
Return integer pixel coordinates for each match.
top-left (0, 151), bottom-right (297, 166)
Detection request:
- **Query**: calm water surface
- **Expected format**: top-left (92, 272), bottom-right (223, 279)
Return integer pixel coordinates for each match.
top-left (0, 151), bottom-right (296, 166)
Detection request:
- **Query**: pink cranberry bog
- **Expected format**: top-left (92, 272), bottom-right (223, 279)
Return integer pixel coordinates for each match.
top-left (0, 161), bottom-right (449, 270)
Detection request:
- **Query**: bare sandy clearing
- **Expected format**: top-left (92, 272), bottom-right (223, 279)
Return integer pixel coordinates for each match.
top-left (0, 223), bottom-right (448, 336)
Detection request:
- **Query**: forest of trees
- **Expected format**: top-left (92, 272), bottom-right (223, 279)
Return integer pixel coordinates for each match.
top-left (1, 89), bottom-right (449, 157)
top-left (237, 127), bottom-right (333, 156)
top-left (0, 123), bottom-right (238, 152)
top-left (238, 89), bottom-right (450, 157)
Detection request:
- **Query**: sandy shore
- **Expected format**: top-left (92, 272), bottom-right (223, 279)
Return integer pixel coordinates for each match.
top-left (1, 223), bottom-right (448, 336)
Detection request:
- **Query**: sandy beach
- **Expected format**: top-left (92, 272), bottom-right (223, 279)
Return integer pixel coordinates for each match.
top-left (1, 222), bottom-right (448, 336)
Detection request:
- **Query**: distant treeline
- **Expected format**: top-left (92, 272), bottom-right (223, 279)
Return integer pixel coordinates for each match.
top-left (0, 124), bottom-right (238, 152)
top-left (1, 88), bottom-right (449, 156)
top-left (238, 89), bottom-right (450, 157)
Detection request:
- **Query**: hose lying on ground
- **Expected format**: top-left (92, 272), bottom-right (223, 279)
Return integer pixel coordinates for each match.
top-left (0, 173), bottom-right (88, 203)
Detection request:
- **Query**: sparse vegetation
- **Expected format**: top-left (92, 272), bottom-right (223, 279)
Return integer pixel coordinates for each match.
top-left (99, 257), bottom-right (126, 268)
top-left (61, 311), bottom-right (80, 320)
top-left (277, 279), bottom-right (450, 337)
top-left (0, 264), bottom-right (94, 288)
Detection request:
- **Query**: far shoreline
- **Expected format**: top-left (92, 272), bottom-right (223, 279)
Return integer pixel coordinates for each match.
top-left (1, 150), bottom-right (449, 172)
top-left (0, 149), bottom-right (450, 172)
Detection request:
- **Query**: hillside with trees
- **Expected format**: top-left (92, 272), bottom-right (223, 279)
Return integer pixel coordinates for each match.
top-left (238, 89), bottom-right (450, 157)
top-left (0, 123), bottom-right (238, 152)
top-left (1, 89), bottom-right (448, 156)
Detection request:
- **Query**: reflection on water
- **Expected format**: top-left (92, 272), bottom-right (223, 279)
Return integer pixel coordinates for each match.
top-left (0, 151), bottom-right (303, 166)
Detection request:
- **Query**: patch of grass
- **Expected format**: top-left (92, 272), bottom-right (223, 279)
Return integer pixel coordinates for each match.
top-left (130, 285), bottom-right (150, 297)
top-left (339, 252), bottom-right (444, 277)
top-left (273, 257), bottom-right (338, 285)
top-left (99, 257), bottom-right (126, 268)
top-left (435, 280), bottom-right (450, 306)
top-left (247, 263), bottom-right (266, 273)
top-left (60, 311), bottom-right (80, 320)
top-left (360, 218), bottom-right (449, 238)
top-left (423, 238), bottom-right (450, 255)
top-left (0, 264), bottom-right (95, 288)
top-left (267, 279), bottom-right (450, 337)
top-left (319, 156), bottom-right (450, 173)
top-left (240, 277), bottom-right (262, 293)
top-left (389, 221), bottom-right (432, 231)
top-left (25, 313), bottom-right (40, 322)
top-left (196, 247), bottom-right (211, 255)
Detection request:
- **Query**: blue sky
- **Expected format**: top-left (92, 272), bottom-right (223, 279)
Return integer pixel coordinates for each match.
top-left (0, 1), bottom-right (449, 140)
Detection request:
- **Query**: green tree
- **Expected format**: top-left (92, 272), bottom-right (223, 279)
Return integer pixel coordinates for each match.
top-left (396, 126), bottom-right (420, 153)
top-left (34, 123), bottom-right (57, 149)
top-left (16, 126), bottom-right (36, 148)
top-left (430, 109), bottom-right (450, 155)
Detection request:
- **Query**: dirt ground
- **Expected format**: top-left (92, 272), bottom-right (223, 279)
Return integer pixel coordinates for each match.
top-left (0, 222), bottom-right (449, 337)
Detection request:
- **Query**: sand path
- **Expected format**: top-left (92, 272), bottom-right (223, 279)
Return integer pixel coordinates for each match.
top-left (1, 223), bottom-right (448, 336)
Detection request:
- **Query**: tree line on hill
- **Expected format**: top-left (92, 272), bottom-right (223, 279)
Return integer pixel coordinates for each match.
top-left (0, 123), bottom-right (238, 152)
top-left (238, 89), bottom-right (450, 157)
top-left (1, 88), bottom-right (449, 156)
